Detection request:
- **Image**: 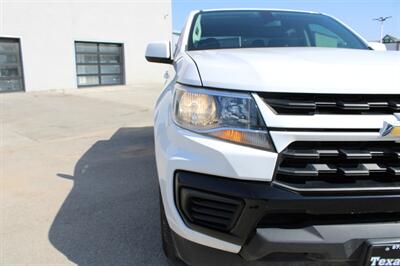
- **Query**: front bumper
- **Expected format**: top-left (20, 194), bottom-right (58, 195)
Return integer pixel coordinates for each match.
top-left (174, 171), bottom-right (400, 263)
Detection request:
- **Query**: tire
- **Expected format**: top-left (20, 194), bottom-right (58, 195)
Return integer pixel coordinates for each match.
top-left (160, 192), bottom-right (180, 262)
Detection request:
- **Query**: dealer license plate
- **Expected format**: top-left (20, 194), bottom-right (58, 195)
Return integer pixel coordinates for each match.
top-left (365, 243), bottom-right (400, 266)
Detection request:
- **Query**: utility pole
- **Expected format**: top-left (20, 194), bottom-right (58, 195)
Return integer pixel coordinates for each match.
top-left (373, 16), bottom-right (392, 43)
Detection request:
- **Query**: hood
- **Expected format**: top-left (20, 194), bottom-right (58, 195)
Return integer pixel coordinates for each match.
top-left (187, 48), bottom-right (400, 94)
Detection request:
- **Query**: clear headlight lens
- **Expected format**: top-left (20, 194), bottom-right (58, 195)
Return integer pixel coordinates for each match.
top-left (173, 85), bottom-right (275, 151)
top-left (177, 91), bottom-right (217, 127)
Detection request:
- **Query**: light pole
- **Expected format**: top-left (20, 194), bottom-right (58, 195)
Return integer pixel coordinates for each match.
top-left (373, 16), bottom-right (392, 43)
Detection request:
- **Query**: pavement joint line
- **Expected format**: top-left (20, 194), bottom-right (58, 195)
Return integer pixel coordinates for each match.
top-left (11, 129), bottom-right (41, 143)
top-left (0, 128), bottom-right (119, 153)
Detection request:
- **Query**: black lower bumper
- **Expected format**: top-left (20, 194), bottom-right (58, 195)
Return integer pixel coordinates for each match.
top-left (172, 228), bottom-right (400, 266)
top-left (174, 171), bottom-right (400, 263)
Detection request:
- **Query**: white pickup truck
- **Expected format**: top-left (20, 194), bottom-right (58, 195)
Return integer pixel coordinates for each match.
top-left (146, 9), bottom-right (400, 265)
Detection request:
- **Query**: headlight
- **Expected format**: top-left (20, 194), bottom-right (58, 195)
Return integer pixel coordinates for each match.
top-left (173, 85), bottom-right (275, 151)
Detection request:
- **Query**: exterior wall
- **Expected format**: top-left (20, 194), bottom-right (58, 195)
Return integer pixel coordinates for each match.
top-left (1, 0), bottom-right (172, 91)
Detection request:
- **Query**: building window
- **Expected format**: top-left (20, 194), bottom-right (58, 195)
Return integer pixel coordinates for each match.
top-left (0, 38), bottom-right (24, 92)
top-left (75, 42), bottom-right (124, 87)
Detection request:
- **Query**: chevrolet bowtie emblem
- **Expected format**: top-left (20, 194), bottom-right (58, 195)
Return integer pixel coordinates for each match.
top-left (380, 113), bottom-right (400, 137)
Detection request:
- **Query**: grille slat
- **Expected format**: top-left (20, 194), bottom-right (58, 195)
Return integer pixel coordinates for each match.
top-left (338, 165), bottom-right (369, 176)
top-left (282, 149), bottom-right (340, 159)
top-left (313, 164), bottom-right (338, 174)
top-left (337, 101), bottom-right (370, 110)
top-left (191, 205), bottom-right (235, 219)
top-left (275, 141), bottom-right (400, 193)
top-left (190, 213), bottom-right (231, 226)
top-left (266, 99), bottom-right (316, 111)
top-left (260, 93), bottom-right (400, 115)
top-left (339, 149), bottom-right (372, 159)
top-left (282, 148), bottom-right (400, 161)
top-left (278, 164), bottom-right (319, 176)
top-left (191, 198), bottom-right (238, 212)
top-left (282, 149), bottom-right (320, 159)
top-left (388, 166), bottom-right (400, 176)
top-left (363, 163), bottom-right (387, 173)
top-left (278, 164), bottom-right (338, 176)
top-left (389, 101), bottom-right (400, 110)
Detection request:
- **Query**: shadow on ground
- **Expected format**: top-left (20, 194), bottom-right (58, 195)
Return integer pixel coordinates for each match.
top-left (49, 127), bottom-right (176, 265)
top-left (48, 127), bottom-right (332, 266)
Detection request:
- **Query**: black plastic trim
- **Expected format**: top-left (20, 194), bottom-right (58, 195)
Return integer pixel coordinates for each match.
top-left (174, 170), bottom-right (400, 246)
top-left (171, 229), bottom-right (321, 265)
top-left (179, 188), bottom-right (244, 232)
top-left (145, 56), bottom-right (173, 64)
top-left (171, 229), bottom-right (245, 266)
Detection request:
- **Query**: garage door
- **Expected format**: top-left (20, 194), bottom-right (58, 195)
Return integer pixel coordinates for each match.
top-left (75, 41), bottom-right (125, 87)
top-left (0, 38), bottom-right (24, 92)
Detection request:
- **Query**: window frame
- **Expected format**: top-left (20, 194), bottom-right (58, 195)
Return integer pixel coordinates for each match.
top-left (0, 37), bottom-right (25, 93)
top-left (74, 41), bottom-right (125, 88)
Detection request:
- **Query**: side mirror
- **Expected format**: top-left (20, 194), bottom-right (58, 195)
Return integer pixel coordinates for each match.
top-left (368, 42), bottom-right (387, 51)
top-left (145, 41), bottom-right (173, 64)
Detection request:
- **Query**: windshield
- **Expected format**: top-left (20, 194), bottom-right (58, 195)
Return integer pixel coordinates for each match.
top-left (188, 10), bottom-right (368, 50)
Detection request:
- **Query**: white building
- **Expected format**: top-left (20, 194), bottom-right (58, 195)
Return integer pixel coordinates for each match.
top-left (0, 0), bottom-right (172, 92)
top-left (383, 35), bottom-right (400, 51)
